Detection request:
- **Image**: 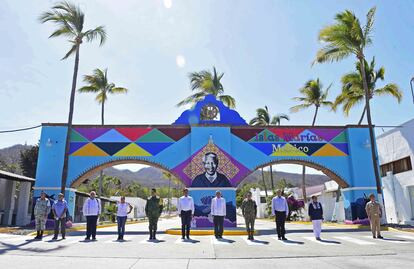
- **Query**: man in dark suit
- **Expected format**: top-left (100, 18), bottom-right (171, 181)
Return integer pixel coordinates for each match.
top-left (191, 152), bottom-right (232, 187)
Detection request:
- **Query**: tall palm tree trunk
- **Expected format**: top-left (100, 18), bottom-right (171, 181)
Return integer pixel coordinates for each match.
top-left (269, 165), bottom-right (275, 191)
top-left (60, 45), bottom-right (80, 194)
top-left (261, 168), bottom-right (268, 198)
top-left (359, 58), bottom-right (382, 195)
top-left (358, 106), bottom-right (367, 125)
top-left (98, 101), bottom-right (105, 197)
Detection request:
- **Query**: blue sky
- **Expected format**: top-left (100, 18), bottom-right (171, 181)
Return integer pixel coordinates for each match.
top-left (1, 0), bottom-right (413, 173)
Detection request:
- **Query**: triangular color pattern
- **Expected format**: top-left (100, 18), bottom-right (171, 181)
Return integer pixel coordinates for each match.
top-left (270, 128), bottom-right (305, 142)
top-left (74, 128), bottom-right (111, 141)
top-left (311, 128), bottom-right (344, 142)
top-left (271, 143), bottom-right (307, 156)
top-left (115, 128), bottom-right (152, 141)
top-left (290, 143), bottom-right (326, 156)
top-left (136, 142), bottom-right (173, 155)
top-left (249, 143), bottom-right (285, 155)
top-left (94, 142), bottom-right (131, 156)
top-left (248, 129), bottom-right (284, 143)
top-left (312, 144), bottom-right (347, 156)
top-left (70, 129), bottom-right (89, 142)
top-left (331, 143), bottom-right (349, 155)
top-left (69, 142), bottom-right (88, 154)
top-left (295, 129), bottom-right (326, 143)
top-left (93, 129), bottom-right (131, 143)
top-left (157, 128), bottom-right (190, 141)
top-left (114, 143), bottom-right (151, 157)
top-left (136, 129), bottom-right (175, 142)
top-left (231, 128), bottom-right (264, 141)
top-left (71, 143), bottom-right (109, 156)
top-left (330, 131), bottom-right (347, 143)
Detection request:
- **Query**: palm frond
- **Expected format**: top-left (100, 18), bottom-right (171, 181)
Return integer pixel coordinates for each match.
top-left (374, 83), bottom-right (402, 102)
top-left (84, 26), bottom-right (107, 46)
top-left (61, 44), bottom-right (77, 60)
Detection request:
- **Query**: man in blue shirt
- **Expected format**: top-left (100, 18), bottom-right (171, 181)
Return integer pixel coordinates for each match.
top-left (271, 190), bottom-right (289, 240)
top-left (52, 193), bottom-right (68, 240)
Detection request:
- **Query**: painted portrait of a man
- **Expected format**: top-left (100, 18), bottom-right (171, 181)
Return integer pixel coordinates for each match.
top-left (190, 152), bottom-right (232, 187)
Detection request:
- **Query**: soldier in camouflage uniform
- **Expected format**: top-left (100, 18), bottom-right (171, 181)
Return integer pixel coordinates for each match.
top-left (241, 191), bottom-right (257, 240)
top-left (34, 191), bottom-right (51, 240)
top-left (365, 193), bottom-right (383, 239)
top-left (145, 188), bottom-right (163, 240)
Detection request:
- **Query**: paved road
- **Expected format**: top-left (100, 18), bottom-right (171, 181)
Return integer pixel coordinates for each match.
top-left (1, 217), bottom-right (413, 268)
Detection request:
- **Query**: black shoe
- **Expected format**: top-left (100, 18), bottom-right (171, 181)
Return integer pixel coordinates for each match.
top-left (117, 236), bottom-right (121, 241)
top-left (61, 236), bottom-right (66, 240)
top-left (182, 237), bottom-right (185, 240)
top-left (186, 237), bottom-right (190, 240)
top-left (52, 236), bottom-right (58, 240)
top-left (84, 237), bottom-right (90, 241)
top-left (373, 235), bottom-right (376, 239)
top-left (377, 235), bottom-right (384, 239)
top-left (92, 237), bottom-right (96, 241)
top-left (282, 237), bottom-right (287, 241)
top-left (278, 237), bottom-right (281, 240)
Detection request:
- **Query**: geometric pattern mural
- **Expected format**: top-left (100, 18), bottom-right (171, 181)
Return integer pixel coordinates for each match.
top-left (232, 128), bottom-right (348, 157)
top-left (69, 127), bottom-right (190, 157)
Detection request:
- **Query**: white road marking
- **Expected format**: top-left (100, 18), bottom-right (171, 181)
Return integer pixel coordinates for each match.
top-left (303, 236), bottom-right (341, 245)
top-left (271, 236), bottom-right (304, 246)
top-left (241, 236), bottom-right (268, 246)
top-left (210, 236), bottom-right (233, 245)
top-left (334, 236), bottom-right (375, 245)
top-left (362, 235), bottom-right (411, 244)
top-left (396, 234), bottom-right (414, 241)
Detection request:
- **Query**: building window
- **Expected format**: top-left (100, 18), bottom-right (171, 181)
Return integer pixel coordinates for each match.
top-left (380, 156), bottom-right (412, 177)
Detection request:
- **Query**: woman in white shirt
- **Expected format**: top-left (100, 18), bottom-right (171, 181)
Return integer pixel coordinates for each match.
top-left (211, 190), bottom-right (226, 239)
top-left (116, 196), bottom-right (133, 241)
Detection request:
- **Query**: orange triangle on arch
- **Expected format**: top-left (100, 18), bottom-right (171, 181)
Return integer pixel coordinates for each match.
top-left (71, 143), bottom-right (109, 156)
top-left (312, 144), bottom-right (347, 157)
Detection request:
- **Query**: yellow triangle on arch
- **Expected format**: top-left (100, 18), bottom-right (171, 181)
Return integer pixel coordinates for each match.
top-left (114, 143), bottom-right (151, 157)
top-left (72, 143), bottom-right (109, 156)
top-left (271, 143), bottom-right (307, 156)
top-left (313, 143), bottom-right (347, 156)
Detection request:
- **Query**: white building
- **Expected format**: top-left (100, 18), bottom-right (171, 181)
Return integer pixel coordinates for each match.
top-left (377, 118), bottom-right (414, 225)
top-left (0, 170), bottom-right (33, 226)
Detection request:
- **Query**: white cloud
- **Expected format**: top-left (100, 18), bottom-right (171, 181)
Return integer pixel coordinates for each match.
top-left (176, 54), bottom-right (186, 68)
top-left (163, 0), bottom-right (172, 9)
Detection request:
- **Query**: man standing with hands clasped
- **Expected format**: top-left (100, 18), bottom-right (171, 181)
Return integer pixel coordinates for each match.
top-left (271, 189), bottom-right (289, 240)
top-left (308, 195), bottom-right (323, 240)
top-left (177, 188), bottom-right (195, 240)
top-left (82, 191), bottom-right (101, 241)
top-left (211, 190), bottom-right (226, 239)
top-left (365, 193), bottom-right (383, 239)
top-left (33, 191), bottom-right (51, 240)
top-left (52, 193), bottom-right (68, 240)
top-left (145, 189), bottom-right (163, 240)
top-left (241, 191), bottom-right (257, 240)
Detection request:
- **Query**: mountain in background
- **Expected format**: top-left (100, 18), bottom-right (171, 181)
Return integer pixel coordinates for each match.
top-left (1, 144), bottom-right (329, 187)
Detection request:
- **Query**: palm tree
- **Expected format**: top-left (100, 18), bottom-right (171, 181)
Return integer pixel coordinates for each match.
top-left (333, 57), bottom-right (402, 124)
top-left (177, 66), bottom-right (236, 108)
top-left (250, 106), bottom-right (290, 196)
top-left (290, 79), bottom-right (333, 205)
top-left (78, 68), bottom-right (128, 125)
top-left (39, 1), bottom-right (106, 193)
top-left (78, 68), bottom-right (128, 196)
top-left (314, 7), bottom-right (383, 195)
top-left (162, 171), bottom-right (181, 215)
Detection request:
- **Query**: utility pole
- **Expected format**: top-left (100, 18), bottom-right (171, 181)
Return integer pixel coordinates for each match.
top-left (410, 77), bottom-right (414, 104)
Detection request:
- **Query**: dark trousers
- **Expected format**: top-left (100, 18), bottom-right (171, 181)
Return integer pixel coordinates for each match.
top-left (213, 216), bottom-right (224, 237)
top-left (275, 211), bottom-right (286, 238)
top-left (180, 210), bottom-right (192, 238)
top-left (86, 215), bottom-right (98, 239)
top-left (54, 218), bottom-right (66, 237)
top-left (117, 216), bottom-right (127, 237)
top-left (244, 217), bottom-right (255, 233)
top-left (149, 217), bottom-right (159, 232)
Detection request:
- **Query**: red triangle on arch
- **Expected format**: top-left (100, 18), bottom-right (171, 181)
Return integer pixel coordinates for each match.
top-left (115, 127), bottom-right (153, 141)
top-left (268, 128), bottom-right (305, 142)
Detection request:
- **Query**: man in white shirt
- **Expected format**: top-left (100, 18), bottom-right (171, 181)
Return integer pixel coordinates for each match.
top-left (271, 189), bottom-right (289, 240)
top-left (82, 191), bottom-right (101, 241)
top-left (177, 188), bottom-right (195, 240)
top-left (211, 190), bottom-right (226, 239)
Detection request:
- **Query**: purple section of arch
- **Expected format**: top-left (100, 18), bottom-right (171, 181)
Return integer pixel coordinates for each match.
top-left (68, 142), bottom-right (88, 154)
top-left (311, 129), bottom-right (345, 142)
top-left (74, 128), bottom-right (111, 141)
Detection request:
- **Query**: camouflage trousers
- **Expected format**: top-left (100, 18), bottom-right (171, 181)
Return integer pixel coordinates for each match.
top-left (35, 216), bottom-right (47, 231)
top-left (244, 217), bottom-right (255, 233)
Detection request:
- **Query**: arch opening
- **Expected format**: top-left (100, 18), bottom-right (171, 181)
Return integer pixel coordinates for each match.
top-left (70, 159), bottom-right (184, 188)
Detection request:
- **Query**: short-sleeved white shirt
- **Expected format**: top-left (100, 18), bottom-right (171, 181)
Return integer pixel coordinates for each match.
top-left (117, 202), bottom-right (130, 217)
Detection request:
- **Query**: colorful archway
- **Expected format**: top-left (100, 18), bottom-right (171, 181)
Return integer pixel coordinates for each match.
top-left (35, 95), bottom-right (379, 226)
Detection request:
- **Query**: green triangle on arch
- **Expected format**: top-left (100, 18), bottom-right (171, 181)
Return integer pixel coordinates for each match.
top-left (70, 129), bottom-right (89, 142)
top-left (330, 131), bottom-right (347, 143)
top-left (136, 128), bottom-right (175, 142)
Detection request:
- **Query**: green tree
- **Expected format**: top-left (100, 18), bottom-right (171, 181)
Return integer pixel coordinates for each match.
top-left (78, 175), bottom-right (121, 197)
top-left (39, 1), bottom-right (107, 193)
top-left (162, 171), bottom-right (182, 215)
top-left (177, 66), bottom-right (236, 108)
top-left (314, 7), bottom-right (383, 194)
top-left (333, 57), bottom-right (402, 124)
top-left (249, 106), bottom-right (290, 197)
top-left (78, 68), bottom-right (128, 125)
top-left (19, 145), bottom-right (39, 178)
top-left (78, 68), bottom-right (128, 197)
top-left (290, 78), bottom-right (333, 204)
